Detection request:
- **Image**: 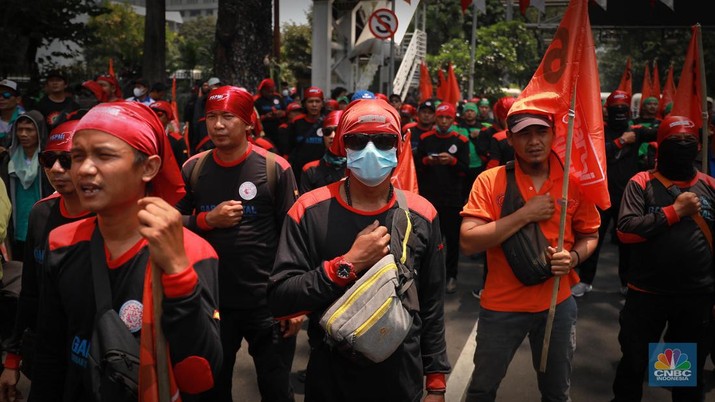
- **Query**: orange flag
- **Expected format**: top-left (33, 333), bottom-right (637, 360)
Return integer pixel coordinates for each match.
top-left (392, 130), bottom-right (419, 194)
top-left (658, 63), bottom-right (676, 118)
top-left (437, 69), bottom-right (447, 101)
top-left (446, 63), bottom-right (462, 105)
top-left (419, 61), bottom-right (434, 102)
top-left (508, 0), bottom-right (609, 210)
top-left (640, 62), bottom-right (652, 110)
top-left (652, 60), bottom-right (661, 103)
top-left (617, 56), bottom-right (633, 98)
top-left (672, 25), bottom-right (704, 128)
top-left (108, 58), bottom-right (115, 77)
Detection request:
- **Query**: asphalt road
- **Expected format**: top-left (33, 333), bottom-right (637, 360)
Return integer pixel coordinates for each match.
top-left (10, 234), bottom-right (715, 401)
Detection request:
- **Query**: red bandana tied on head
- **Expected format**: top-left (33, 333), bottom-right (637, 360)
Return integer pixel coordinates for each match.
top-left (303, 86), bottom-right (324, 101)
top-left (46, 119), bottom-right (79, 152)
top-left (74, 102), bottom-right (186, 206)
top-left (435, 103), bottom-right (456, 118)
top-left (331, 98), bottom-right (401, 157)
top-left (205, 86), bottom-right (255, 125)
top-left (150, 100), bottom-right (174, 121)
top-left (82, 80), bottom-right (108, 103)
top-left (323, 110), bottom-right (343, 129)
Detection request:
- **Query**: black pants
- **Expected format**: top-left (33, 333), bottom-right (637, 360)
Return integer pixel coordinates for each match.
top-left (612, 291), bottom-right (713, 402)
top-left (203, 307), bottom-right (296, 402)
top-left (435, 205), bottom-right (462, 279)
top-left (576, 205), bottom-right (630, 286)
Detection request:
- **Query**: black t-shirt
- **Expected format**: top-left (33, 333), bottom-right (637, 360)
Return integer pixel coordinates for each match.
top-left (35, 96), bottom-right (80, 128)
top-left (254, 94), bottom-right (286, 142)
top-left (415, 129), bottom-right (470, 207)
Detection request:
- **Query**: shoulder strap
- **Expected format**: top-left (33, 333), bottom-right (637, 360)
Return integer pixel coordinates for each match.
top-left (652, 171), bottom-right (713, 251)
top-left (189, 150), bottom-right (212, 193)
top-left (501, 160), bottom-right (524, 216)
top-left (90, 225), bottom-right (112, 313)
top-left (266, 150), bottom-right (277, 198)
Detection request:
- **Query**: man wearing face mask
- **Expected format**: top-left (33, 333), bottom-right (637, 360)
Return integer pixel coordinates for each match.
top-left (612, 115), bottom-right (715, 402)
top-left (125, 78), bottom-right (153, 105)
top-left (415, 102), bottom-right (470, 294)
top-left (572, 90), bottom-right (655, 298)
top-left (268, 98), bottom-right (451, 401)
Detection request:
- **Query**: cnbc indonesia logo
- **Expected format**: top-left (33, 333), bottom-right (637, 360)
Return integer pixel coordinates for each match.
top-left (649, 343), bottom-right (696, 387)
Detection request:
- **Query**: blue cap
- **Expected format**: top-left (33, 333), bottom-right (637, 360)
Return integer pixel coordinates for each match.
top-left (351, 90), bottom-right (375, 101)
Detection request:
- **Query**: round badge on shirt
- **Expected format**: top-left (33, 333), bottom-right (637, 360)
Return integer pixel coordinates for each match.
top-left (448, 144), bottom-right (458, 154)
top-left (239, 181), bottom-right (258, 200)
top-left (273, 99), bottom-right (280, 105)
top-left (119, 300), bottom-right (143, 333)
top-left (316, 128), bottom-right (324, 137)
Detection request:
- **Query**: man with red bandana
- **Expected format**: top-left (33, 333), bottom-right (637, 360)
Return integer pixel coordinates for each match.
top-left (150, 100), bottom-right (189, 170)
top-left (254, 78), bottom-right (286, 149)
top-left (415, 102), bottom-right (469, 294)
top-left (30, 102), bottom-right (222, 400)
top-left (0, 119), bottom-right (93, 400)
top-left (299, 109), bottom-right (345, 194)
top-left (95, 74), bottom-right (124, 103)
top-left (269, 98), bottom-right (450, 401)
top-left (612, 116), bottom-right (715, 402)
top-left (176, 85), bottom-right (300, 402)
top-left (484, 97), bottom-right (517, 169)
top-left (287, 86), bottom-right (326, 183)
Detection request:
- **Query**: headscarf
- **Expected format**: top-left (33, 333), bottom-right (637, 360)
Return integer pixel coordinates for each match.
top-left (96, 74), bottom-right (123, 99)
top-left (257, 78), bottom-right (275, 93)
top-left (435, 103), bottom-right (456, 118)
top-left (204, 86), bottom-right (254, 125)
top-left (8, 111), bottom-right (47, 189)
top-left (74, 102), bottom-right (185, 205)
top-left (303, 86), bottom-right (324, 101)
top-left (150, 100), bottom-right (174, 121)
top-left (331, 99), bottom-right (401, 157)
top-left (46, 119), bottom-right (79, 152)
top-left (82, 80), bottom-right (108, 103)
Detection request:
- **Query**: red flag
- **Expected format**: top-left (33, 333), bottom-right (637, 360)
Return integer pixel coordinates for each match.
top-left (419, 61), bottom-right (434, 102)
top-left (658, 63), bottom-right (676, 118)
top-left (437, 69), bottom-right (447, 101)
top-left (508, 0), bottom-right (609, 210)
top-left (392, 130), bottom-right (419, 194)
top-left (108, 58), bottom-right (115, 77)
top-left (652, 59), bottom-right (661, 103)
top-left (519, 0), bottom-right (529, 15)
top-left (672, 25), bottom-right (704, 128)
top-left (461, 0), bottom-right (473, 14)
top-left (617, 56), bottom-right (633, 98)
top-left (445, 63), bottom-right (462, 105)
top-left (640, 62), bottom-right (652, 110)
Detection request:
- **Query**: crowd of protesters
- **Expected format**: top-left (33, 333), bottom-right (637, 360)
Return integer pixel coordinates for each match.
top-left (0, 65), bottom-right (713, 402)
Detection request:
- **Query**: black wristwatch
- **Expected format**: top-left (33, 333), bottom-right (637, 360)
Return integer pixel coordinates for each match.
top-left (335, 258), bottom-right (355, 279)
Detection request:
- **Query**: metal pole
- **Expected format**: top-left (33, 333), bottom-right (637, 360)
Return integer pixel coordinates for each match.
top-left (388, 0), bottom-right (396, 95)
top-left (696, 24), bottom-right (709, 175)
top-left (468, 4), bottom-right (478, 99)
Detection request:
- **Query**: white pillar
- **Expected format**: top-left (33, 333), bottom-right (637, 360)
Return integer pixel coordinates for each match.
top-left (311, 0), bottom-right (332, 95)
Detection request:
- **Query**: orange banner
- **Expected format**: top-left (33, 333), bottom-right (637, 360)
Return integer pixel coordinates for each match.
top-left (419, 61), bottom-right (434, 102)
top-left (617, 56), bottom-right (632, 98)
top-left (508, 0), bottom-right (609, 210)
top-left (652, 59), bottom-right (661, 103)
top-left (445, 62), bottom-right (462, 105)
top-left (640, 62), bottom-right (652, 108)
top-left (437, 69), bottom-right (447, 101)
top-left (658, 63), bottom-right (676, 118)
top-left (672, 25), bottom-right (703, 128)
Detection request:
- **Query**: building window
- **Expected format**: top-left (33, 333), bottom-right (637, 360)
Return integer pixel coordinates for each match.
top-left (189, 9), bottom-right (201, 16)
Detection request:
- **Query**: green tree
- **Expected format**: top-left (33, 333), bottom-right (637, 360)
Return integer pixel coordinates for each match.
top-left (84, 2), bottom-right (145, 78)
top-left (280, 22), bottom-right (312, 88)
top-left (177, 16), bottom-right (216, 76)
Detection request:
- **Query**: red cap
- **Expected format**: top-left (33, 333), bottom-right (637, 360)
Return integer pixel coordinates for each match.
top-left (286, 102), bottom-right (302, 113)
top-left (257, 78), bottom-right (275, 92)
top-left (150, 100), bottom-right (174, 121)
top-left (205, 86), bottom-right (255, 124)
top-left (400, 104), bottom-right (416, 116)
top-left (46, 119), bottom-right (79, 152)
top-left (325, 99), bottom-right (340, 110)
top-left (323, 110), bottom-right (343, 129)
top-left (375, 93), bottom-right (389, 102)
top-left (303, 86), bottom-right (324, 101)
top-left (606, 90), bottom-right (631, 107)
top-left (331, 99), bottom-right (401, 157)
top-left (657, 115), bottom-right (698, 145)
top-left (74, 102), bottom-right (185, 205)
top-left (435, 103), bottom-right (456, 118)
top-left (493, 97), bottom-right (517, 122)
top-left (82, 80), bottom-right (108, 103)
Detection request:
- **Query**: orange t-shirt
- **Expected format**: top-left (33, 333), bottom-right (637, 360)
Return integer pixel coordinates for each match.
top-left (461, 154), bottom-right (600, 312)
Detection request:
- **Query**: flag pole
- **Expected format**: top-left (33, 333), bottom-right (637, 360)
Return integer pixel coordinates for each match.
top-left (468, 3), bottom-right (477, 99)
top-left (695, 24), bottom-right (708, 175)
top-left (540, 83), bottom-right (577, 373)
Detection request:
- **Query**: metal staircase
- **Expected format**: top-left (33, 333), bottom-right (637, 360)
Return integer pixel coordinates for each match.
top-left (356, 47), bottom-right (383, 91)
top-left (392, 29), bottom-right (427, 100)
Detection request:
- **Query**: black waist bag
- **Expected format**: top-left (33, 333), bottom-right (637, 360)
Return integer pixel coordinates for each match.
top-left (87, 227), bottom-right (141, 402)
top-left (500, 161), bottom-right (553, 286)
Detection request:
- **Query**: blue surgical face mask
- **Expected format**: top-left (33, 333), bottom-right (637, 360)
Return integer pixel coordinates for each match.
top-left (346, 141), bottom-right (398, 187)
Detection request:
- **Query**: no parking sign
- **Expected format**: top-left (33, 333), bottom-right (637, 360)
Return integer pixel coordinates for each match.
top-left (368, 8), bottom-right (398, 40)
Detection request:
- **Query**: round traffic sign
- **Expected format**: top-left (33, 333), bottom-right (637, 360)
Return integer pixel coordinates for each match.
top-left (368, 8), bottom-right (398, 40)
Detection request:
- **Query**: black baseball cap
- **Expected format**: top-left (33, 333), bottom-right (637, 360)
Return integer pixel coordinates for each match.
top-left (418, 100), bottom-right (436, 112)
top-left (45, 69), bottom-right (67, 82)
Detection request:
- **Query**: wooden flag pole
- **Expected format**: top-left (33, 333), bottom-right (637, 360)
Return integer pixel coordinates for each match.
top-left (540, 83), bottom-right (577, 373)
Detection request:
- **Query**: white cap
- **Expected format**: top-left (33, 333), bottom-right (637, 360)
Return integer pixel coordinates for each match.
top-left (207, 77), bottom-right (221, 86)
top-left (0, 79), bottom-right (18, 92)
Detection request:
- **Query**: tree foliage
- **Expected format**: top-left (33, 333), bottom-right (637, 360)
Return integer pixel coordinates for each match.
top-left (280, 22), bottom-right (312, 87)
top-left (84, 2), bottom-right (145, 78)
top-left (177, 16), bottom-right (216, 75)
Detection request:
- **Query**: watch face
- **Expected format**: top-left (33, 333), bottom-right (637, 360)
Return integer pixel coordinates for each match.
top-left (337, 263), bottom-right (352, 279)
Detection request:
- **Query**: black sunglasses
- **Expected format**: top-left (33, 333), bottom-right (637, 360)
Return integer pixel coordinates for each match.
top-left (1, 92), bottom-right (15, 100)
top-left (343, 133), bottom-right (398, 151)
top-left (39, 152), bottom-right (72, 170)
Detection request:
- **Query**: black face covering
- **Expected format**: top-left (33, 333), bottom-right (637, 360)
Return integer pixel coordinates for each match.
top-left (657, 137), bottom-right (698, 181)
top-left (607, 105), bottom-right (630, 131)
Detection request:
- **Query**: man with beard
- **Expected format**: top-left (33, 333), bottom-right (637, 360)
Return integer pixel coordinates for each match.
top-left (612, 115), bottom-right (714, 402)
top-left (571, 90), bottom-right (655, 297)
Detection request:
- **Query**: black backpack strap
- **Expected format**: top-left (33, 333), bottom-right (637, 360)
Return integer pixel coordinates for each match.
top-left (265, 150), bottom-right (276, 200)
top-left (501, 160), bottom-right (524, 216)
top-left (189, 150), bottom-right (212, 194)
top-left (90, 224), bottom-right (112, 313)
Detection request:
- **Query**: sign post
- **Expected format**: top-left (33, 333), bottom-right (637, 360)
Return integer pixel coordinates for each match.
top-left (368, 7), bottom-right (399, 94)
